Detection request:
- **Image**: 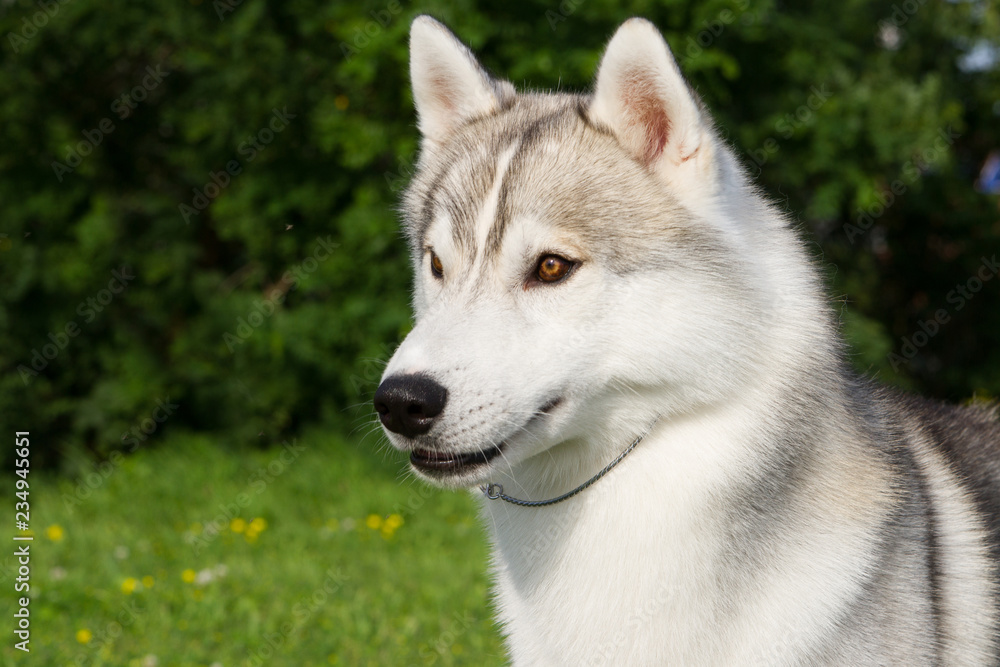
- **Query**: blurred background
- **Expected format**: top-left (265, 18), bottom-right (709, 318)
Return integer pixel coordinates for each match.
top-left (1, 0), bottom-right (998, 664)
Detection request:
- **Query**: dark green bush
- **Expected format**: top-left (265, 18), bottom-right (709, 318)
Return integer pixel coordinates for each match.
top-left (1, 0), bottom-right (998, 468)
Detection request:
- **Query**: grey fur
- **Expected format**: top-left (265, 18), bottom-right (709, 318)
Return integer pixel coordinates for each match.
top-left (383, 16), bottom-right (1000, 665)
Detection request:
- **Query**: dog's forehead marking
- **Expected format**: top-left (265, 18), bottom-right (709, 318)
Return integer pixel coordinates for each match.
top-left (470, 141), bottom-right (521, 271)
top-left (420, 138), bottom-right (520, 274)
top-left (485, 111), bottom-right (568, 260)
top-left (417, 103), bottom-right (577, 259)
top-left (421, 139), bottom-right (519, 288)
top-left (418, 140), bottom-right (500, 257)
top-left (414, 95), bottom-right (711, 278)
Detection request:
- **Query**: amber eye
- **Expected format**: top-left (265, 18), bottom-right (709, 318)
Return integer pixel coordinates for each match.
top-left (430, 252), bottom-right (443, 278)
top-left (535, 255), bottom-right (574, 283)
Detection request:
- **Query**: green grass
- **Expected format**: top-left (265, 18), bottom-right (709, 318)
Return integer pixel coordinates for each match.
top-left (1, 432), bottom-right (507, 666)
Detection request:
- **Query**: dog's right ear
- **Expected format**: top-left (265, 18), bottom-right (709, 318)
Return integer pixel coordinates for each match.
top-left (588, 19), bottom-right (716, 189)
top-left (409, 16), bottom-right (512, 147)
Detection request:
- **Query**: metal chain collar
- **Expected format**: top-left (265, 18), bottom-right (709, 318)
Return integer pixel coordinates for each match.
top-left (478, 422), bottom-right (654, 508)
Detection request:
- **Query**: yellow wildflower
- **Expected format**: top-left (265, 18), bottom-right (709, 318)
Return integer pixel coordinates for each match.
top-left (121, 577), bottom-right (138, 594)
top-left (365, 514), bottom-right (383, 530)
top-left (229, 518), bottom-right (246, 534)
top-left (46, 525), bottom-right (64, 541)
top-left (181, 569), bottom-right (196, 583)
top-left (76, 629), bottom-right (92, 644)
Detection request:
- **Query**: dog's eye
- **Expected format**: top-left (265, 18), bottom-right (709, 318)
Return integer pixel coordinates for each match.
top-left (430, 252), bottom-right (443, 279)
top-left (535, 255), bottom-right (574, 283)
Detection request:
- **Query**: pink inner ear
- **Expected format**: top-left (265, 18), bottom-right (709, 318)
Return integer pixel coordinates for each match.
top-left (621, 70), bottom-right (671, 166)
top-left (429, 72), bottom-right (457, 114)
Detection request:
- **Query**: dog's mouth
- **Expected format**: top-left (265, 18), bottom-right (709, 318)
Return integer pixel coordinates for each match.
top-left (410, 443), bottom-right (505, 472)
top-left (409, 396), bottom-right (562, 474)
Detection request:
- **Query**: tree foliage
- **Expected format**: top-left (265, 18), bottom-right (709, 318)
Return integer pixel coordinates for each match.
top-left (1, 0), bottom-right (998, 467)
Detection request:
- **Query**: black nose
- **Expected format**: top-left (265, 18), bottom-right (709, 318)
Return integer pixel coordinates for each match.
top-left (374, 374), bottom-right (448, 438)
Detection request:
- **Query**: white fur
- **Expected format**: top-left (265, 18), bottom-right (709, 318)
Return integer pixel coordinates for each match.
top-left (588, 18), bottom-right (718, 213)
top-left (381, 16), bottom-right (1000, 666)
top-left (410, 16), bottom-right (510, 147)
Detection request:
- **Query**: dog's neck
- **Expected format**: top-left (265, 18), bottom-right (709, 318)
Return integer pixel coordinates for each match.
top-left (476, 370), bottom-right (890, 664)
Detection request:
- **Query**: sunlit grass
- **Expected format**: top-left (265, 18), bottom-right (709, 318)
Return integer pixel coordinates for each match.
top-left (1, 432), bottom-right (506, 665)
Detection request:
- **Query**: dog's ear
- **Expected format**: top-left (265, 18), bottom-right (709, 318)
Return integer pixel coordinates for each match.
top-left (409, 16), bottom-right (512, 146)
top-left (588, 19), bottom-right (713, 180)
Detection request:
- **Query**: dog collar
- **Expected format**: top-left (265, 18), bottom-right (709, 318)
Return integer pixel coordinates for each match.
top-left (478, 420), bottom-right (655, 507)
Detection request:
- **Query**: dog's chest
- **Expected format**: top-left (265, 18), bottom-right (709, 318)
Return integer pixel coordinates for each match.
top-left (478, 467), bottom-right (872, 666)
top-left (482, 485), bottom-right (734, 664)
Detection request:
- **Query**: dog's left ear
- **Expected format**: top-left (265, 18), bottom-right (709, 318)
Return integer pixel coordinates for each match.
top-left (409, 16), bottom-right (513, 147)
top-left (589, 19), bottom-right (714, 182)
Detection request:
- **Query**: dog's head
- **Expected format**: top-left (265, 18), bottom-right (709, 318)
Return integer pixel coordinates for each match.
top-left (375, 17), bottom-right (786, 487)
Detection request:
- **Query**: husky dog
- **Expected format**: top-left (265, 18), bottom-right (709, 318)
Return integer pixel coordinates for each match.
top-left (373, 15), bottom-right (1000, 665)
